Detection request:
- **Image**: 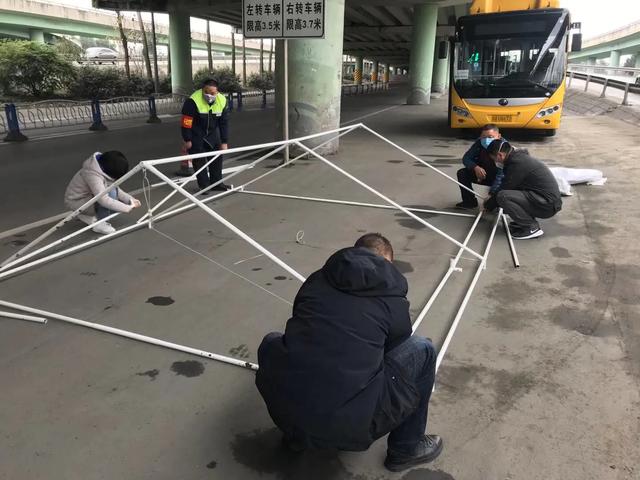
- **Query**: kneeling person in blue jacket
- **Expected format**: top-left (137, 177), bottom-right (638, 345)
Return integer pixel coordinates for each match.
top-left (256, 233), bottom-right (442, 472)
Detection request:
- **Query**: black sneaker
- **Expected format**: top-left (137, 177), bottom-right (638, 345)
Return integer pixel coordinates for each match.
top-left (511, 225), bottom-right (544, 240)
top-left (384, 435), bottom-right (444, 472)
top-left (211, 183), bottom-right (232, 192)
top-left (455, 201), bottom-right (478, 210)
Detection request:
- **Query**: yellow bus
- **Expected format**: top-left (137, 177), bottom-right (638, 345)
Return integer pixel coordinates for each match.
top-left (449, 0), bottom-right (581, 136)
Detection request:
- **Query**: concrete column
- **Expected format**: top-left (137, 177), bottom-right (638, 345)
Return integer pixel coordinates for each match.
top-left (275, 0), bottom-right (346, 154)
top-left (371, 60), bottom-right (379, 83)
top-left (168, 10), bottom-right (192, 95)
top-left (407, 4), bottom-right (438, 104)
top-left (29, 29), bottom-right (45, 43)
top-left (586, 57), bottom-right (596, 66)
top-left (635, 54), bottom-right (640, 69)
top-left (384, 64), bottom-right (390, 83)
top-left (609, 50), bottom-right (621, 67)
top-left (432, 36), bottom-right (448, 93)
top-left (354, 55), bottom-right (364, 85)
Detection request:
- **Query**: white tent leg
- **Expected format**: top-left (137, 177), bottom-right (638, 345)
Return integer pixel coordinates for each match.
top-left (502, 213), bottom-right (520, 268)
top-left (294, 141), bottom-right (484, 261)
top-left (0, 310), bottom-right (47, 324)
top-left (0, 300), bottom-right (258, 370)
top-left (435, 209), bottom-right (503, 372)
top-left (239, 190), bottom-right (476, 219)
top-left (412, 211), bottom-right (484, 334)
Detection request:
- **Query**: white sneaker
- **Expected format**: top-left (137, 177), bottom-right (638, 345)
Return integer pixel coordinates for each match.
top-left (92, 222), bottom-right (116, 235)
top-left (78, 214), bottom-right (96, 226)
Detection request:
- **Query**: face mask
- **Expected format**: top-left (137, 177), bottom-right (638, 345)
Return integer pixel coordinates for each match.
top-left (204, 93), bottom-right (216, 104)
top-left (480, 137), bottom-right (495, 149)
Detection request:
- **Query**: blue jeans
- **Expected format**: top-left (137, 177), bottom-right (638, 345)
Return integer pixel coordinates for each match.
top-left (95, 188), bottom-right (118, 220)
top-left (386, 336), bottom-right (437, 453)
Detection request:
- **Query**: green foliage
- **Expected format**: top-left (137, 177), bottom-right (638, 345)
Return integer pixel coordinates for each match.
top-left (247, 71), bottom-right (275, 91)
top-left (53, 37), bottom-right (83, 62)
top-left (193, 66), bottom-right (242, 93)
top-left (158, 75), bottom-right (172, 94)
top-left (69, 66), bottom-right (154, 99)
top-left (0, 40), bottom-right (75, 96)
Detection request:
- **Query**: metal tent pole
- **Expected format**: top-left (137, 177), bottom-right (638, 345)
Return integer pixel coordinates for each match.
top-left (0, 300), bottom-right (258, 370)
top-left (239, 190), bottom-right (476, 218)
top-left (0, 310), bottom-right (47, 324)
top-left (294, 142), bottom-right (484, 261)
top-left (360, 125), bottom-right (485, 200)
top-left (412, 210), bottom-right (484, 334)
top-left (144, 163), bottom-right (307, 282)
top-left (502, 213), bottom-right (520, 268)
top-left (435, 209), bottom-right (503, 372)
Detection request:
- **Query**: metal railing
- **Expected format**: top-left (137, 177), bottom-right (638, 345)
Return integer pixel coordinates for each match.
top-left (2, 81), bottom-right (392, 140)
top-left (567, 64), bottom-right (640, 106)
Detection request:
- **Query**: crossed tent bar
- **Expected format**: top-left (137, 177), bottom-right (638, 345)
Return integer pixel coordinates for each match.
top-left (0, 124), bottom-right (519, 374)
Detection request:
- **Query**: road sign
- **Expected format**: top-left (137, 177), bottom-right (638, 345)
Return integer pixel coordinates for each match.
top-left (242, 0), bottom-right (326, 39)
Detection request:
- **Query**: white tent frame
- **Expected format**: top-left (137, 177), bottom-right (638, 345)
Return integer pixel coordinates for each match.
top-left (0, 124), bottom-right (518, 374)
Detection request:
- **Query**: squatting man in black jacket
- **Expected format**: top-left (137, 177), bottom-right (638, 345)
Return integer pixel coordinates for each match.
top-left (484, 139), bottom-right (562, 240)
top-left (256, 233), bottom-right (442, 473)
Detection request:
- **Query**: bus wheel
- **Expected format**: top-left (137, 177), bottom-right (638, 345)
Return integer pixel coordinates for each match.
top-left (543, 129), bottom-right (556, 137)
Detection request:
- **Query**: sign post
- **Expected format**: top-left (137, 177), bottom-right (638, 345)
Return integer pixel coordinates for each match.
top-left (242, 0), bottom-right (326, 163)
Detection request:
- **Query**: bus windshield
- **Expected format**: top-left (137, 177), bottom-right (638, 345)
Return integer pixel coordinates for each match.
top-left (454, 10), bottom-right (568, 99)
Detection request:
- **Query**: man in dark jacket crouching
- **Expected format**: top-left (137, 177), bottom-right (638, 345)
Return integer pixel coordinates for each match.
top-left (256, 233), bottom-right (442, 472)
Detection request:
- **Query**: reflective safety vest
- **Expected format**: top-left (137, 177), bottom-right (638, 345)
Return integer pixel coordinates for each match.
top-left (190, 89), bottom-right (227, 116)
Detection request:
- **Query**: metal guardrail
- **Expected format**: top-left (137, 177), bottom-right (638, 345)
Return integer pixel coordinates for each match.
top-left (1, 82), bottom-right (391, 140)
top-left (567, 66), bottom-right (640, 106)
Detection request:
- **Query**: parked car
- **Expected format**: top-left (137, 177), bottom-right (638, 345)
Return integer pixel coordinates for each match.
top-left (82, 47), bottom-right (118, 64)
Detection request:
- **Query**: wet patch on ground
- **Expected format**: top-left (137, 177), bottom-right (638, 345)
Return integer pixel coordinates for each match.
top-left (483, 306), bottom-right (539, 332)
top-left (80, 271), bottom-right (97, 277)
top-left (274, 276), bottom-right (287, 281)
top-left (4, 239), bottom-right (28, 246)
top-left (230, 428), bottom-right (379, 480)
top-left (393, 259), bottom-right (414, 274)
top-left (136, 369), bottom-right (159, 380)
top-left (229, 344), bottom-right (250, 359)
top-left (401, 469), bottom-right (456, 480)
top-left (555, 264), bottom-right (594, 289)
top-left (387, 160), bottom-right (404, 164)
top-left (206, 460), bottom-right (217, 469)
top-left (170, 360), bottom-right (205, 378)
top-left (548, 304), bottom-right (607, 336)
top-left (550, 247), bottom-right (572, 258)
top-left (146, 296), bottom-right (175, 306)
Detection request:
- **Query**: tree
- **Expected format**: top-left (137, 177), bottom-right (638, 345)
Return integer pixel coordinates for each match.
top-left (115, 10), bottom-right (130, 78)
top-left (0, 40), bottom-right (75, 97)
top-left (623, 55), bottom-right (637, 68)
top-left (193, 67), bottom-right (242, 93)
top-left (53, 37), bottom-right (83, 63)
top-left (137, 11), bottom-right (153, 81)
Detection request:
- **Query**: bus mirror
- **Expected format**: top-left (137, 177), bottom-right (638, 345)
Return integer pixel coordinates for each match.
top-left (438, 41), bottom-right (448, 60)
top-left (571, 33), bottom-right (582, 52)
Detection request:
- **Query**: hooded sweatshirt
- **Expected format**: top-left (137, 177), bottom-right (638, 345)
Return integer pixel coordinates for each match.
top-left (64, 153), bottom-right (134, 213)
top-left (256, 247), bottom-right (419, 451)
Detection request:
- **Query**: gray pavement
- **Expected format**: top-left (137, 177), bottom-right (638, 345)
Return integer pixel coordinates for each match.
top-left (0, 87), bottom-right (639, 480)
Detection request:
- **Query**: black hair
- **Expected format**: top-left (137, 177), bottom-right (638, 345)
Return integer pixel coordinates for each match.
top-left (482, 123), bottom-right (499, 133)
top-left (98, 151), bottom-right (129, 179)
top-left (354, 233), bottom-right (394, 260)
top-left (486, 139), bottom-right (511, 157)
top-left (202, 78), bottom-right (219, 88)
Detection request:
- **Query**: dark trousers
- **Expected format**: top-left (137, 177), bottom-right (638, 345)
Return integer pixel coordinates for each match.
top-left (457, 167), bottom-right (495, 206)
top-left (192, 143), bottom-right (223, 190)
top-left (386, 336), bottom-right (437, 454)
top-left (496, 190), bottom-right (559, 229)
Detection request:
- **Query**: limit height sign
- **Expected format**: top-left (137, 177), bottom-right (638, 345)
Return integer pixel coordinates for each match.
top-left (242, 0), bottom-right (326, 38)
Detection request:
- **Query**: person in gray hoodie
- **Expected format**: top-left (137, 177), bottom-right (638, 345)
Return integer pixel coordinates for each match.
top-left (64, 151), bottom-right (141, 235)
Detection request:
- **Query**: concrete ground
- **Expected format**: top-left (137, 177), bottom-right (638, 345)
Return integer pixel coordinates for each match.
top-left (0, 87), bottom-right (638, 480)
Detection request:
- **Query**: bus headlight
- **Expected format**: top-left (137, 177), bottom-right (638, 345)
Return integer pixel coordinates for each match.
top-left (536, 104), bottom-right (561, 118)
top-left (452, 105), bottom-right (471, 118)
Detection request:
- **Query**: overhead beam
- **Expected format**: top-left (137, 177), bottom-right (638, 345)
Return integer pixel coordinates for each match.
top-left (344, 41), bottom-right (411, 48)
top-left (345, 25), bottom-right (455, 36)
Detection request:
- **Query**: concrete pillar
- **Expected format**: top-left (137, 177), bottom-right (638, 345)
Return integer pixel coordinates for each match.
top-left (635, 54), bottom-right (640, 69)
top-left (371, 60), bottom-right (379, 83)
top-left (29, 29), bottom-right (45, 43)
top-left (609, 50), bottom-right (621, 67)
top-left (275, 0), bottom-right (346, 154)
top-left (407, 4), bottom-right (438, 104)
top-left (586, 57), bottom-right (596, 66)
top-left (432, 36), bottom-right (448, 93)
top-left (354, 56), bottom-right (364, 85)
top-left (168, 10), bottom-right (192, 95)
top-left (384, 64), bottom-right (390, 83)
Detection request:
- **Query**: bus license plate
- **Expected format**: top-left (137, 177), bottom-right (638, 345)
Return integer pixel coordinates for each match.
top-left (491, 115), bottom-right (513, 122)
